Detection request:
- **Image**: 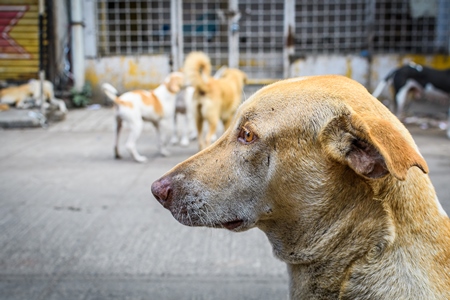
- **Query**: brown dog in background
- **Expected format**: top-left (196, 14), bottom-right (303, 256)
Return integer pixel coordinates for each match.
top-left (183, 51), bottom-right (247, 150)
top-left (153, 75), bottom-right (450, 299)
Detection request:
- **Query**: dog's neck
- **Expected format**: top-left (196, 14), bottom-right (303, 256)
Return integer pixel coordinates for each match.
top-left (258, 168), bottom-right (448, 299)
top-left (152, 84), bottom-right (177, 117)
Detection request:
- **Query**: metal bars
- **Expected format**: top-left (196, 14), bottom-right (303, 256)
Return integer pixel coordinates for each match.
top-left (372, 0), bottom-right (448, 54)
top-left (96, 0), bottom-right (171, 56)
top-left (181, 0), bottom-right (228, 71)
top-left (94, 0), bottom-right (450, 78)
top-left (294, 0), bottom-right (450, 55)
top-left (295, 0), bottom-right (368, 54)
top-left (238, 0), bottom-right (284, 79)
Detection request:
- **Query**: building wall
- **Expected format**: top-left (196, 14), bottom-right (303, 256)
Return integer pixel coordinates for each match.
top-left (85, 54), bottom-right (170, 100)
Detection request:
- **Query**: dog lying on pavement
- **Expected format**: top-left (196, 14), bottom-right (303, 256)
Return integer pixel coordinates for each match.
top-left (183, 51), bottom-right (247, 150)
top-left (152, 75), bottom-right (450, 299)
top-left (0, 79), bottom-right (67, 112)
top-left (372, 62), bottom-right (450, 118)
top-left (102, 72), bottom-right (184, 162)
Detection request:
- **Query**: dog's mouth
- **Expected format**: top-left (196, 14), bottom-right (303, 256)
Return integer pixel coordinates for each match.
top-left (221, 219), bottom-right (244, 231)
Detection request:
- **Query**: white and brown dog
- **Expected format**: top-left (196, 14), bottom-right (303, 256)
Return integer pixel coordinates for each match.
top-left (152, 75), bottom-right (450, 299)
top-left (0, 79), bottom-right (67, 112)
top-left (102, 72), bottom-right (184, 162)
top-left (183, 51), bottom-right (247, 150)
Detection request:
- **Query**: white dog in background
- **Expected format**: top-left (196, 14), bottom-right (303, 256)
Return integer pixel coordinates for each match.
top-left (102, 72), bottom-right (184, 163)
top-left (170, 67), bottom-right (228, 147)
top-left (171, 86), bottom-right (197, 147)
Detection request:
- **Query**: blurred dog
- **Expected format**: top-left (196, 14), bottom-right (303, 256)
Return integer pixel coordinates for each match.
top-left (102, 72), bottom-right (184, 162)
top-left (372, 63), bottom-right (450, 117)
top-left (170, 86), bottom-right (196, 147)
top-left (0, 79), bottom-right (67, 112)
top-left (183, 51), bottom-right (247, 150)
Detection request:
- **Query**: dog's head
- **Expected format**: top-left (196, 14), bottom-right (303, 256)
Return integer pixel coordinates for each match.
top-left (164, 72), bottom-right (185, 94)
top-left (152, 75), bottom-right (429, 261)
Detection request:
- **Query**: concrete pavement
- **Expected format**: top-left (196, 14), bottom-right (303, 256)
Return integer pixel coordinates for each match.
top-left (0, 107), bottom-right (287, 300)
top-left (1, 107), bottom-right (450, 300)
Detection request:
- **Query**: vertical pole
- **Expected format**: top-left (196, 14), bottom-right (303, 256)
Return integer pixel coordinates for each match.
top-left (228, 0), bottom-right (239, 68)
top-left (366, 0), bottom-right (376, 89)
top-left (171, 0), bottom-right (184, 71)
top-left (171, 0), bottom-right (179, 71)
top-left (71, 0), bottom-right (85, 92)
top-left (177, 0), bottom-right (183, 68)
top-left (283, 0), bottom-right (295, 78)
top-left (38, 0), bottom-right (45, 114)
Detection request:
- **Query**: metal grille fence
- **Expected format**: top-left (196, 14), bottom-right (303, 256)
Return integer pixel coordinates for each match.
top-left (96, 0), bottom-right (171, 56)
top-left (94, 0), bottom-right (450, 77)
top-left (181, 0), bottom-right (228, 70)
top-left (295, 1), bottom-right (368, 54)
top-left (373, 0), bottom-right (449, 54)
top-left (294, 0), bottom-right (450, 55)
top-left (238, 0), bottom-right (284, 79)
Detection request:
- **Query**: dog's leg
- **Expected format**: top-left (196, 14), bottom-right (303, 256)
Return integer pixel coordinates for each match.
top-left (125, 119), bottom-right (147, 163)
top-left (204, 117), bottom-right (219, 149)
top-left (155, 118), bottom-right (171, 157)
top-left (185, 87), bottom-right (197, 141)
top-left (395, 80), bottom-right (419, 119)
top-left (114, 116), bottom-right (123, 159)
top-left (170, 112), bottom-right (179, 145)
top-left (179, 113), bottom-right (190, 147)
top-left (195, 104), bottom-right (205, 150)
top-left (188, 112), bottom-right (198, 141)
top-left (15, 97), bottom-right (29, 109)
top-left (50, 98), bottom-right (68, 113)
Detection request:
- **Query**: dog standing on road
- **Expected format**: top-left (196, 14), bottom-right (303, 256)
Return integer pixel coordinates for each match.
top-left (152, 75), bottom-right (450, 299)
top-left (102, 72), bottom-right (184, 162)
top-left (171, 86), bottom-right (197, 147)
top-left (183, 51), bottom-right (247, 150)
top-left (372, 63), bottom-right (450, 117)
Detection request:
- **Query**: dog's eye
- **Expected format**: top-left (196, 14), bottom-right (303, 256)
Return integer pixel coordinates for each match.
top-left (238, 127), bottom-right (257, 144)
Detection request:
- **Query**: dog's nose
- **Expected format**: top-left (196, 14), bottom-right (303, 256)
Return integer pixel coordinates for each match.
top-left (151, 177), bottom-right (172, 208)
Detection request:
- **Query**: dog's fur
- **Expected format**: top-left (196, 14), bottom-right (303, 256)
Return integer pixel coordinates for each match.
top-left (372, 63), bottom-right (450, 117)
top-left (183, 51), bottom-right (247, 150)
top-left (170, 86), bottom-right (197, 147)
top-left (152, 75), bottom-right (450, 299)
top-left (101, 72), bottom-right (184, 162)
top-left (0, 79), bottom-right (67, 112)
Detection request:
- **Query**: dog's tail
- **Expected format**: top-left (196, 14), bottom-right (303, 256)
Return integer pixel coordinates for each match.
top-left (101, 83), bottom-right (120, 102)
top-left (372, 69), bottom-right (397, 98)
top-left (183, 51), bottom-right (212, 93)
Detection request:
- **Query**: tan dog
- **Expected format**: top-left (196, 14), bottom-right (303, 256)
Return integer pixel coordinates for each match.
top-left (152, 75), bottom-right (450, 299)
top-left (102, 72), bottom-right (184, 162)
top-left (0, 79), bottom-right (67, 112)
top-left (183, 51), bottom-right (247, 150)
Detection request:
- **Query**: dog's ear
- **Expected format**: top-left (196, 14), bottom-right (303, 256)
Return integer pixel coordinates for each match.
top-left (319, 113), bottom-right (428, 180)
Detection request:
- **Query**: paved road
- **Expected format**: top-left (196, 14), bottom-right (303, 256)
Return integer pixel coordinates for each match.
top-left (0, 108), bottom-right (449, 300)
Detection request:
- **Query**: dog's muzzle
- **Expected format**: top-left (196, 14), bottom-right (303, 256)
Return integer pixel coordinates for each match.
top-left (151, 177), bottom-right (172, 209)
